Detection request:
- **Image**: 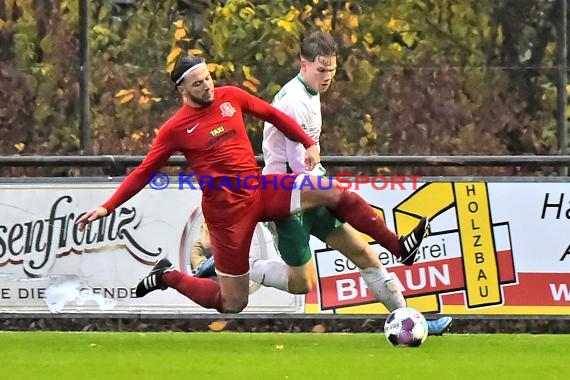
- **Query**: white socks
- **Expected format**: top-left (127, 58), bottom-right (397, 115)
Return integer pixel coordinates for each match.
top-left (359, 264), bottom-right (405, 312)
top-left (249, 259), bottom-right (289, 292)
top-left (250, 258), bottom-right (404, 312)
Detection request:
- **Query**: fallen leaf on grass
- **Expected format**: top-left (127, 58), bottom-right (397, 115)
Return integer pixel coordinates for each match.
top-left (208, 320), bottom-right (228, 332)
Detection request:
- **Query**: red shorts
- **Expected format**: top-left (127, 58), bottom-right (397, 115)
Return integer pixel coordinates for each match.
top-left (201, 174), bottom-right (296, 276)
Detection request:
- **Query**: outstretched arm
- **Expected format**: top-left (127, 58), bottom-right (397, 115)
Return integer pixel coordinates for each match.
top-left (77, 127), bottom-right (176, 230)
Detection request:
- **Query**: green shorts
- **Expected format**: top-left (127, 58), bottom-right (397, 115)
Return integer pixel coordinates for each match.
top-left (274, 207), bottom-right (343, 267)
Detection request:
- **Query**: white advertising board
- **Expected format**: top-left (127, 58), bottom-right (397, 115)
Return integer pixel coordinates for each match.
top-left (306, 181), bottom-right (570, 315)
top-left (1, 180), bottom-right (568, 315)
top-left (0, 183), bottom-right (302, 314)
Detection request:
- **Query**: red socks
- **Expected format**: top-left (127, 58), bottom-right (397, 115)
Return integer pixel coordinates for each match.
top-left (333, 190), bottom-right (402, 258)
top-left (163, 270), bottom-right (223, 311)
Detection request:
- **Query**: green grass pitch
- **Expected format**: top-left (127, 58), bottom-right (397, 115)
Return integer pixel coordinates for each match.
top-left (1, 332), bottom-right (567, 380)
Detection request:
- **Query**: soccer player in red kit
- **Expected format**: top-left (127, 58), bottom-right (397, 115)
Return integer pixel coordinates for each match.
top-left (77, 55), bottom-right (429, 313)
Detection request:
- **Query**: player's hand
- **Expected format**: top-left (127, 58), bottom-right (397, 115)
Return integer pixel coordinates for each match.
top-left (304, 145), bottom-right (321, 171)
top-left (305, 162), bottom-right (326, 177)
top-left (76, 206), bottom-right (109, 231)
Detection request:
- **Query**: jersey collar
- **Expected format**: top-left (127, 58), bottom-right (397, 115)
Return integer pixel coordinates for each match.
top-left (296, 74), bottom-right (318, 96)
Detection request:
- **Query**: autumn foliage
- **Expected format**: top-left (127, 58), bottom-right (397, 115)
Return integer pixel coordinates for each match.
top-left (0, 0), bottom-right (567, 176)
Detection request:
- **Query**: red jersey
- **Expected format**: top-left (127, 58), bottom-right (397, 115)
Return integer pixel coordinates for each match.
top-left (102, 86), bottom-right (315, 212)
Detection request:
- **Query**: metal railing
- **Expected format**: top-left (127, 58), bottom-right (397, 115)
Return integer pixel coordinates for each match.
top-left (1, 155), bottom-right (569, 176)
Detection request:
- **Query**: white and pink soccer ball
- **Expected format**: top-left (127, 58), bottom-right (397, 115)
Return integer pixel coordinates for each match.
top-left (384, 307), bottom-right (429, 347)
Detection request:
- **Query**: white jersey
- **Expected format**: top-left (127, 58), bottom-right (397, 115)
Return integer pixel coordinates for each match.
top-left (262, 74), bottom-right (321, 174)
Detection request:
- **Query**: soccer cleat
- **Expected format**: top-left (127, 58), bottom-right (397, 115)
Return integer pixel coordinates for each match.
top-left (427, 316), bottom-right (453, 336)
top-left (194, 256), bottom-right (216, 278)
top-left (399, 216), bottom-right (430, 266)
top-left (135, 258), bottom-right (174, 297)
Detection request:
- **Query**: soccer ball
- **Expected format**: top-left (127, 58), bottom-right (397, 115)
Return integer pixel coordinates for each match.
top-left (384, 307), bottom-right (428, 347)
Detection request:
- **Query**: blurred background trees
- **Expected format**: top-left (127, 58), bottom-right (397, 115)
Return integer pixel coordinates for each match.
top-left (0, 0), bottom-right (568, 175)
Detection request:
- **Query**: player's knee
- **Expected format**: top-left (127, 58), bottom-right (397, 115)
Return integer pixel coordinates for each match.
top-left (317, 188), bottom-right (342, 208)
top-left (222, 300), bottom-right (248, 313)
top-left (325, 187), bottom-right (342, 206)
top-left (221, 296), bottom-right (248, 313)
top-left (288, 277), bottom-right (317, 294)
top-left (302, 187), bottom-right (341, 209)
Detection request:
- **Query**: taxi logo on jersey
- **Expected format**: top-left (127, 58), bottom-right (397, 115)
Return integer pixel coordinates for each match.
top-left (220, 102), bottom-right (236, 117)
top-left (209, 125), bottom-right (225, 137)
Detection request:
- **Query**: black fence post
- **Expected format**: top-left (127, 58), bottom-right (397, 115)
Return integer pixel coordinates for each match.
top-left (556, 0), bottom-right (568, 175)
top-left (79, 0), bottom-right (91, 157)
